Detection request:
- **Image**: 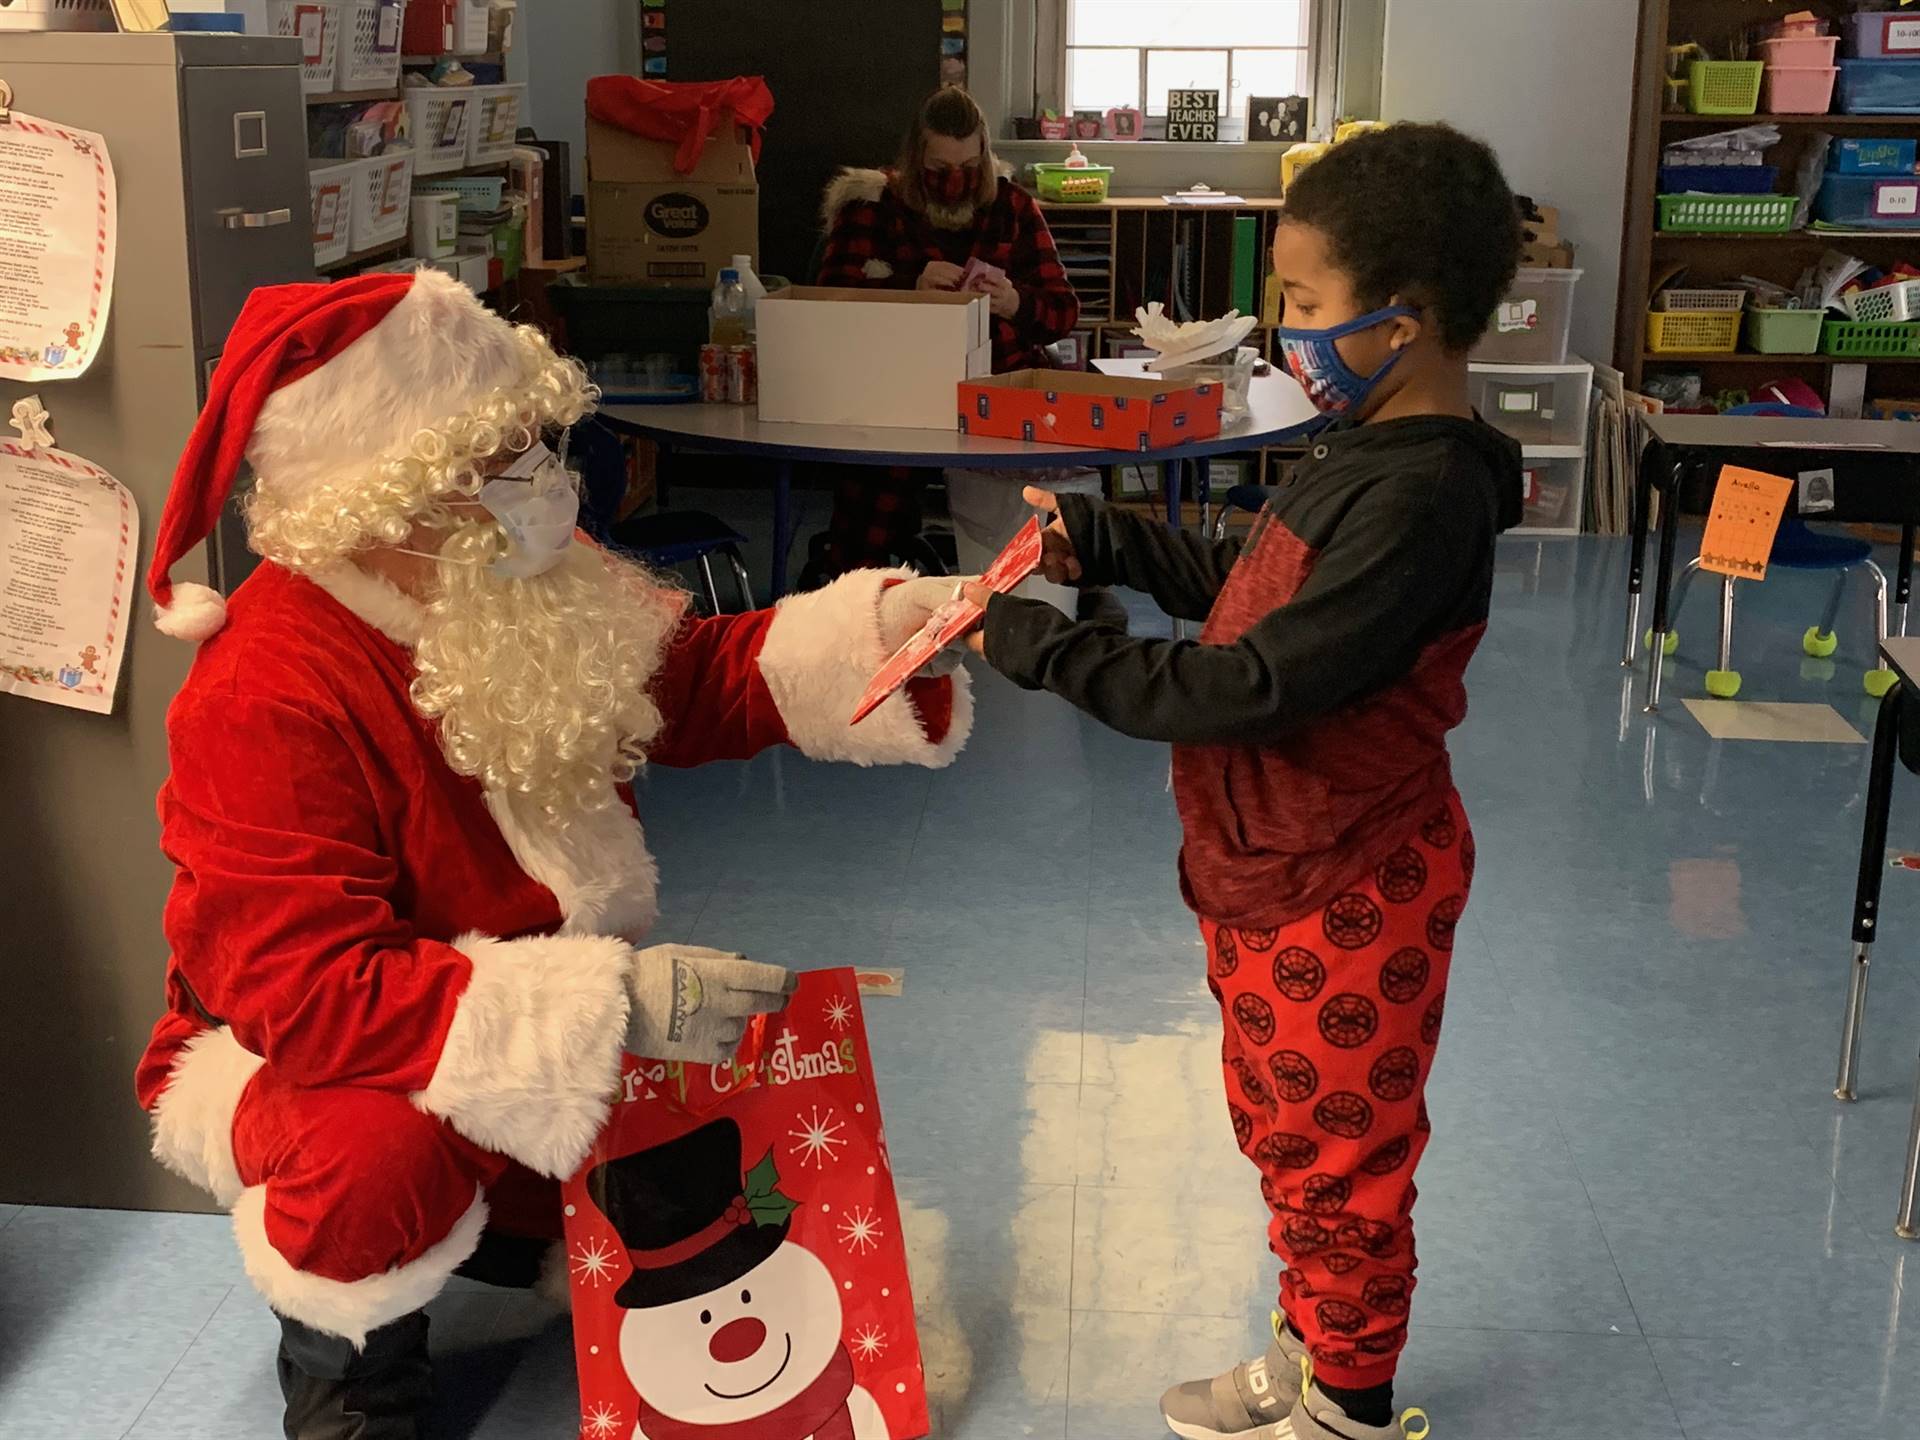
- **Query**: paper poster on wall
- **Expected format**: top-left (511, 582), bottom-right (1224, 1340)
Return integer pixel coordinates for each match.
top-left (0, 441), bottom-right (138, 715)
top-left (0, 112), bottom-right (117, 384)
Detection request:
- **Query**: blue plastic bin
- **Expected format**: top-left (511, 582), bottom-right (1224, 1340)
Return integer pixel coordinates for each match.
top-left (1658, 164), bottom-right (1779, 195)
top-left (1831, 136), bottom-right (1919, 174)
top-left (1838, 58), bottom-right (1920, 114)
top-left (1817, 172), bottom-right (1920, 227)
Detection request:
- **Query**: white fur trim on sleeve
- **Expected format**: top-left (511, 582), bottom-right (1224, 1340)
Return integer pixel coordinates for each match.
top-left (149, 1026), bottom-right (265, 1207)
top-left (756, 567), bottom-right (972, 769)
top-left (153, 581), bottom-right (228, 642)
top-left (233, 1183), bottom-right (487, 1347)
top-left (411, 932), bottom-right (632, 1179)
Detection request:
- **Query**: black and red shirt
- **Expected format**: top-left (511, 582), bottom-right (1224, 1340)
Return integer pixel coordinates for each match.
top-left (816, 171), bottom-right (1080, 372)
top-left (980, 415), bottom-right (1523, 928)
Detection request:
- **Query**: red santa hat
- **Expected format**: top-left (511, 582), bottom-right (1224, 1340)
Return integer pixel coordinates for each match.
top-left (150, 268), bottom-right (551, 641)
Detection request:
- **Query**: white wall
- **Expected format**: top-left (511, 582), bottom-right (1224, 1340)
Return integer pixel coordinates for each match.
top-left (521, 0), bottom-right (631, 175)
top-left (1381, 0), bottom-right (1638, 364)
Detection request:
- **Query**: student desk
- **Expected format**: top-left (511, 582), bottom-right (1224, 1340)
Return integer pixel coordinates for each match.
top-left (600, 370), bottom-right (1322, 598)
top-left (1626, 414), bottom-right (1920, 713)
top-left (1839, 635), bottom-right (1920, 1238)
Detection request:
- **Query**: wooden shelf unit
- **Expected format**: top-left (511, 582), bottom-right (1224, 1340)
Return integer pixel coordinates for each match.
top-left (1619, 0), bottom-right (1920, 406)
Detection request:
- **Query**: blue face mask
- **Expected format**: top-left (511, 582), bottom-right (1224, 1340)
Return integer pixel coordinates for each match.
top-left (1277, 305), bottom-right (1418, 417)
top-left (478, 442), bottom-right (580, 579)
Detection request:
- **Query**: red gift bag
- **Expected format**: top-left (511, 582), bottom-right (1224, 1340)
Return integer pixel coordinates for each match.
top-left (562, 969), bottom-right (928, 1440)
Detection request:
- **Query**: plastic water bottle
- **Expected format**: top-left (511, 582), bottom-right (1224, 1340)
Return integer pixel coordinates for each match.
top-left (731, 253), bottom-right (768, 311)
top-left (709, 268), bottom-right (749, 346)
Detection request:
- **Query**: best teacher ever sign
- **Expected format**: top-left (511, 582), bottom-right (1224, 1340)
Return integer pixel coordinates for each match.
top-left (1166, 89), bottom-right (1220, 142)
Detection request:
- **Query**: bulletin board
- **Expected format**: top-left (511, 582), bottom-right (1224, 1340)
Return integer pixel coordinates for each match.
top-left (671, 0), bottom-right (945, 284)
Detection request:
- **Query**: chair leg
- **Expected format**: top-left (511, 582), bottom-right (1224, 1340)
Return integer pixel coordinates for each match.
top-left (1865, 561), bottom-right (1897, 697)
top-left (725, 547), bottom-right (754, 612)
top-left (1900, 1051), bottom-right (1920, 1239)
top-left (697, 553), bottom-right (722, 615)
top-left (1706, 573), bottom-right (1740, 698)
top-left (1839, 680), bottom-right (1904, 1101)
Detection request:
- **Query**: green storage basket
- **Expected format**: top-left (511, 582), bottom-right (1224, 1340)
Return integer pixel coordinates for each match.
top-left (1031, 162), bottom-right (1113, 203)
top-left (1687, 60), bottom-right (1765, 116)
top-left (1822, 319), bottom-right (1920, 358)
top-left (1744, 308), bottom-right (1825, 354)
top-left (1657, 193), bottom-right (1796, 234)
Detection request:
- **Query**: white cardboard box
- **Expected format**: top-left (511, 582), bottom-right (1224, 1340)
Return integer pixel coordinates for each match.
top-left (756, 286), bottom-right (992, 430)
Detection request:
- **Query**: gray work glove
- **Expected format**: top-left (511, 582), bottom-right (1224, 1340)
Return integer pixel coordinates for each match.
top-left (626, 945), bottom-right (795, 1064)
top-left (880, 574), bottom-right (980, 678)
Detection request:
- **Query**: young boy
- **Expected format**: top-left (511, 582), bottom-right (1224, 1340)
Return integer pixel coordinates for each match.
top-left (962, 124), bottom-right (1525, 1440)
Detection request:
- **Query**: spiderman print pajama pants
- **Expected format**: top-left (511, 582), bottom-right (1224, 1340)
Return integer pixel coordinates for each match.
top-left (1203, 793), bottom-right (1472, 1391)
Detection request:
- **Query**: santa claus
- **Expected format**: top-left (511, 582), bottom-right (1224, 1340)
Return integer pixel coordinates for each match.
top-left (131, 271), bottom-right (970, 1438)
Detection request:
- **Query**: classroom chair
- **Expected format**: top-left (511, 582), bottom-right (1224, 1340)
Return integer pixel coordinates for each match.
top-left (1650, 404), bottom-right (1898, 699)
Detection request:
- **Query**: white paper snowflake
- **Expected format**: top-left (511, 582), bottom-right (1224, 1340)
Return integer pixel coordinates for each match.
top-left (571, 1236), bottom-right (618, 1289)
top-left (788, 1104), bottom-right (849, 1169)
top-left (824, 995), bottom-right (855, 1032)
top-left (838, 1205), bottom-right (884, 1255)
top-left (582, 1400), bottom-right (622, 1439)
top-left (851, 1324), bottom-right (888, 1362)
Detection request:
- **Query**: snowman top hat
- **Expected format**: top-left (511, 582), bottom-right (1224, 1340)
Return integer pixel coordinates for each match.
top-left (588, 1118), bottom-right (798, 1309)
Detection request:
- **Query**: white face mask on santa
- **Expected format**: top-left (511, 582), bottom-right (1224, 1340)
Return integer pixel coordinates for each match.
top-left (477, 442), bottom-right (580, 579)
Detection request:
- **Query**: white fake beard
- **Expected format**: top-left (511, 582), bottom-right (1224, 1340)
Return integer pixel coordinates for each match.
top-left (924, 198), bottom-right (978, 231)
top-left (409, 524), bottom-right (684, 816)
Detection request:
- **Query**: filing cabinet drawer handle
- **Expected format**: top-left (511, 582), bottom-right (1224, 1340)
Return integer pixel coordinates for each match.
top-left (218, 208), bottom-right (293, 230)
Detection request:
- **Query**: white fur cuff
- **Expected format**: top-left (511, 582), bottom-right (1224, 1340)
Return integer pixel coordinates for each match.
top-left (150, 1026), bottom-right (265, 1207)
top-left (233, 1184), bottom-right (487, 1347)
top-left (411, 932), bottom-right (633, 1179)
top-left (757, 568), bottom-right (973, 769)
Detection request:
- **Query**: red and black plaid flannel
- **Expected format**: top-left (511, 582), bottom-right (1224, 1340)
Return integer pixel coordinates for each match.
top-left (816, 176), bottom-right (1080, 372)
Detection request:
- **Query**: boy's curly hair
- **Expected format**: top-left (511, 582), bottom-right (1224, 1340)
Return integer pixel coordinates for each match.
top-left (1283, 123), bottom-right (1523, 354)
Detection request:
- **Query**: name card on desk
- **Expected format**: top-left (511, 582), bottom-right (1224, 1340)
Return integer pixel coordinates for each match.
top-left (1699, 465), bottom-right (1795, 581)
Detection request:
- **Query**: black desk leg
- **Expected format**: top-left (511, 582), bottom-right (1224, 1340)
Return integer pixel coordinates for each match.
top-left (1623, 439), bottom-right (1658, 667)
top-left (1162, 459), bottom-right (1181, 531)
top-left (1643, 454), bottom-right (1686, 713)
top-left (771, 460), bottom-right (793, 601)
top-left (1899, 522), bottom-right (1914, 639)
top-left (1838, 680), bottom-right (1903, 1104)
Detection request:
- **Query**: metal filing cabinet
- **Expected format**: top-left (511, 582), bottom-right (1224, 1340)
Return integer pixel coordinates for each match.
top-left (0, 33), bottom-right (311, 1211)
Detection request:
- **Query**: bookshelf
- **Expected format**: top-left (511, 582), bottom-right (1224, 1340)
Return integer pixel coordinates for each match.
top-left (1616, 0), bottom-right (1920, 407)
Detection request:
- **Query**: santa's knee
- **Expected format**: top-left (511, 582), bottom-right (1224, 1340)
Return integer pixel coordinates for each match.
top-left (233, 1090), bottom-right (491, 1345)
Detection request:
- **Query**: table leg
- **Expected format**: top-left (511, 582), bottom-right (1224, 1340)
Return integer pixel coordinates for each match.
top-left (1899, 521), bottom-right (1914, 638)
top-left (1162, 459), bottom-right (1181, 531)
top-left (1838, 679), bottom-right (1903, 1103)
top-left (771, 459), bottom-right (793, 601)
top-left (1622, 440), bottom-right (1659, 668)
top-left (1900, 1053), bottom-right (1920, 1239)
top-left (1643, 455), bottom-right (1685, 713)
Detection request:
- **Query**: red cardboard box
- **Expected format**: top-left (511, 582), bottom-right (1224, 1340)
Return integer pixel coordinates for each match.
top-left (958, 369), bottom-right (1223, 451)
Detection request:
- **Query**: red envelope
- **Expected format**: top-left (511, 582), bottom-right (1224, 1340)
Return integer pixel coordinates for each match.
top-left (850, 517), bottom-right (1044, 725)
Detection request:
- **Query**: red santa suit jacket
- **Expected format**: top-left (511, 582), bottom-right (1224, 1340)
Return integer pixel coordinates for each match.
top-left (138, 560), bottom-right (970, 1205)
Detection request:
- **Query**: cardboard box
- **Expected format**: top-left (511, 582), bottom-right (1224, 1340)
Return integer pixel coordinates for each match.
top-left (1522, 240), bottom-right (1577, 269)
top-left (958, 370), bottom-right (1224, 450)
top-left (757, 287), bottom-right (991, 430)
top-left (586, 115), bottom-right (758, 289)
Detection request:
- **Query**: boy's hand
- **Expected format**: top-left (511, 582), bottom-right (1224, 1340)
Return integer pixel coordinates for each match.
top-left (1024, 487), bottom-right (1084, 586)
top-left (960, 582), bottom-right (994, 656)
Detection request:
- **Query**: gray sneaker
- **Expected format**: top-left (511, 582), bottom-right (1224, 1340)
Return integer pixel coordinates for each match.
top-left (1159, 1315), bottom-right (1309, 1440)
top-left (1277, 1385), bottom-right (1429, 1440)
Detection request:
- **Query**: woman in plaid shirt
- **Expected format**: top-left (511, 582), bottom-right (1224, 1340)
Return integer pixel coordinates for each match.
top-left (809, 87), bottom-right (1080, 581)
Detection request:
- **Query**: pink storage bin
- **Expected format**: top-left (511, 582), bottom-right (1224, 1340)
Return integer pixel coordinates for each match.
top-left (1759, 35), bottom-right (1840, 67)
top-left (1850, 12), bottom-right (1920, 59)
top-left (1765, 65), bottom-right (1839, 114)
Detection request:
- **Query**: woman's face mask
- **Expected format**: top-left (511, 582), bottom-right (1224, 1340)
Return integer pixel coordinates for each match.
top-left (478, 442), bottom-right (579, 579)
top-left (923, 162), bottom-right (980, 206)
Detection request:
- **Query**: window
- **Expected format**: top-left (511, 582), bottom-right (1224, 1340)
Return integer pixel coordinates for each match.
top-left (1052, 0), bottom-right (1320, 139)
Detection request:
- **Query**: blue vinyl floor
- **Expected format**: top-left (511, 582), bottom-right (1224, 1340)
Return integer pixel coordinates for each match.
top-left (7, 534), bottom-right (1920, 1439)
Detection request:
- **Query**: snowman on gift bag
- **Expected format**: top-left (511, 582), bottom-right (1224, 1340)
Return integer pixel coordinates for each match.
top-left (588, 1118), bottom-right (890, 1440)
